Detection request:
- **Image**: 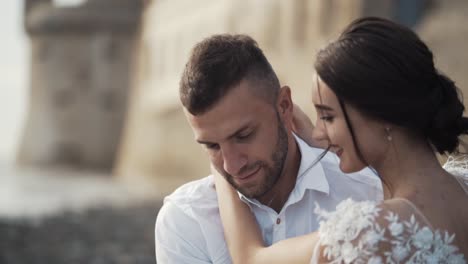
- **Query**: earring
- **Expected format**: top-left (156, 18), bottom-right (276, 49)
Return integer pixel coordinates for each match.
top-left (385, 127), bottom-right (392, 142)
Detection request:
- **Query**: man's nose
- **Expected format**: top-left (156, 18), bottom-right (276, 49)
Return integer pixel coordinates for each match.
top-left (221, 145), bottom-right (247, 176)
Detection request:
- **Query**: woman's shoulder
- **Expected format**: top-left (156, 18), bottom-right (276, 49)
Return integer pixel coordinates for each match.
top-left (443, 155), bottom-right (468, 194)
top-left (313, 199), bottom-right (466, 264)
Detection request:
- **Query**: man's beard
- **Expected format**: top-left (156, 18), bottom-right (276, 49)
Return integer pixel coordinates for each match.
top-left (223, 112), bottom-right (289, 199)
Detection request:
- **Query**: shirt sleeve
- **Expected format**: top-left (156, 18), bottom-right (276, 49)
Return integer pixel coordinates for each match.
top-left (155, 201), bottom-right (212, 264)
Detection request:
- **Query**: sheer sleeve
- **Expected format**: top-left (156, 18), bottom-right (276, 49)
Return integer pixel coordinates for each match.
top-left (443, 155), bottom-right (468, 194)
top-left (310, 199), bottom-right (466, 264)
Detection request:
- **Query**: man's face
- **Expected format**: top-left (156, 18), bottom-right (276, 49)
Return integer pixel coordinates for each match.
top-left (185, 80), bottom-right (289, 199)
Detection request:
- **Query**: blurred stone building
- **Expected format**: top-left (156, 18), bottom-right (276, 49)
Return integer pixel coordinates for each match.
top-left (18, 0), bottom-right (144, 170)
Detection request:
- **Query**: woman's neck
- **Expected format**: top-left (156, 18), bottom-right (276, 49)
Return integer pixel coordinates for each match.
top-left (373, 137), bottom-right (445, 200)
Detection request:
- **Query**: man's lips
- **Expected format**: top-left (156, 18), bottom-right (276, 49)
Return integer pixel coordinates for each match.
top-left (236, 165), bottom-right (261, 183)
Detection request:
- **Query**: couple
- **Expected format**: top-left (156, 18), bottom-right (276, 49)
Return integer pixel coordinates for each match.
top-left (155, 17), bottom-right (468, 263)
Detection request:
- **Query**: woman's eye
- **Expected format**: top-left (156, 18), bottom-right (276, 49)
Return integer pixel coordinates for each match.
top-left (320, 116), bottom-right (334, 122)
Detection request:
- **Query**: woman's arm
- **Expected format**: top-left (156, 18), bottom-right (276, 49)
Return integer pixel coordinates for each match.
top-left (212, 166), bottom-right (319, 264)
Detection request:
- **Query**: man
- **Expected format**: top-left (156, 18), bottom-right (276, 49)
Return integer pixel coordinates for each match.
top-left (155, 34), bottom-right (382, 263)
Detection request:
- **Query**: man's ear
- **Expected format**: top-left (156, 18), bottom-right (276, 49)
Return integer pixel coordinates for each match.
top-left (277, 86), bottom-right (293, 116)
top-left (276, 86), bottom-right (294, 130)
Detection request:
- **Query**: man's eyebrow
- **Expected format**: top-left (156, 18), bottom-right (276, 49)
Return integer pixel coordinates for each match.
top-left (196, 123), bottom-right (253, 145)
top-left (196, 139), bottom-right (214, 145)
top-left (314, 104), bottom-right (334, 111)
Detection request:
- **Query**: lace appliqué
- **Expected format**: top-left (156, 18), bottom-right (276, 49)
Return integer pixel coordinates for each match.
top-left (314, 199), bottom-right (466, 264)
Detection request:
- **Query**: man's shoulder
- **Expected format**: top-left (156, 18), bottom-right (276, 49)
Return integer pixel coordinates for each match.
top-left (315, 150), bottom-right (380, 187)
top-left (299, 144), bottom-right (382, 199)
top-left (316, 152), bottom-right (383, 200)
top-left (155, 176), bottom-right (228, 263)
top-left (161, 175), bottom-right (219, 220)
top-left (165, 175), bottom-right (217, 203)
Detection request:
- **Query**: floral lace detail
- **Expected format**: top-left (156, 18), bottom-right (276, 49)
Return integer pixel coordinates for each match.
top-left (314, 199), bottom-right (466, 264)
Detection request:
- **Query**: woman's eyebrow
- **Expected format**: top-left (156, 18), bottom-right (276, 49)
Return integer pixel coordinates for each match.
top-left (314, 104), bottom-right (334, 111)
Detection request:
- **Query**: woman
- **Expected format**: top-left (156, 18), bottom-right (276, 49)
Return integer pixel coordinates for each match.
top-left (213, 17), bottom-right (468, 263)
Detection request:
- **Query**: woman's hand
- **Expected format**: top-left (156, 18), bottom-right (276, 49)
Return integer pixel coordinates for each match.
top-left (211, 165), bottom-right (235, 193)
top-left (292, 104), bottom-right (328, 149)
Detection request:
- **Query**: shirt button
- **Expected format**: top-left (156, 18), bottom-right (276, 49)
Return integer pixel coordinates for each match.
top-left (276, 218), bottom-right (281, 225)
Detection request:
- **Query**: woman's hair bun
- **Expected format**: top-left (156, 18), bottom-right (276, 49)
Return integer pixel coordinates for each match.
top-left (427, 73), bottom-right (468, 154)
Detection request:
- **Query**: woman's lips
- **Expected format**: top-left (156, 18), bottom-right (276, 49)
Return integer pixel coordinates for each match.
top-left (330, 145), bottom-right (343, 158)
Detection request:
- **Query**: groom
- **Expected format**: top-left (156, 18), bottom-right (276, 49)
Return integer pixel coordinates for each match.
top-left (155, 34), bottom-right (382, 263)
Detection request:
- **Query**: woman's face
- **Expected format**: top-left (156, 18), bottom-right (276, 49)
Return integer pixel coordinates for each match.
top-left (311, 77), bottom-right (388, 173)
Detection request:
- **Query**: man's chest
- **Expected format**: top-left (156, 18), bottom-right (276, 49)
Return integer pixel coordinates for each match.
top-left (251, 199), bottom-right (322, 245)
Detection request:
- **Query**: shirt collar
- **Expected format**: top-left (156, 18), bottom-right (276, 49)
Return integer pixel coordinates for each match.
top-left (293, 133), bottom-right (329, 195)
top-left (239, 133), bottom-right (330, 207)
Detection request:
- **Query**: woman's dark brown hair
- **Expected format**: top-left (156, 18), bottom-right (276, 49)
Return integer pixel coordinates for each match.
top-left (315, 17), bottom-right (468, 154)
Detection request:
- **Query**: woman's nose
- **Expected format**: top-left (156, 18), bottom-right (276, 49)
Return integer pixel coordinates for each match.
top-left (311, 119), bottom-right (330, 148)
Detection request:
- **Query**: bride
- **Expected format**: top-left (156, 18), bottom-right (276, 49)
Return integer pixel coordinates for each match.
top-left (212, 17), bottom-right (468, 263)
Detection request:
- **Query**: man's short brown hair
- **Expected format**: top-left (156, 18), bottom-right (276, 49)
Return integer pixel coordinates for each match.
top-left (180, 34), bottom-right (280, 115)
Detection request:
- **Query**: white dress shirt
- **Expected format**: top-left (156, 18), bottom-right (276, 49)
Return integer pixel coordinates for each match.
top-left (155, 135), bottom-right (383, 264)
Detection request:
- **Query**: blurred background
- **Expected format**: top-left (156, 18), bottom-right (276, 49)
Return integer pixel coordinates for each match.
top-left (1, 0), bottom-right (467, 263)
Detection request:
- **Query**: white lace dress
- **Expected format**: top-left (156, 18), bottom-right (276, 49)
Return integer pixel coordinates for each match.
top-left (310, 157), bottom-right (468, 264)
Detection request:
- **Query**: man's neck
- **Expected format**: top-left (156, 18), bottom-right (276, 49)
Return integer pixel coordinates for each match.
top-left (258, 136), bottom-right (301, 213)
